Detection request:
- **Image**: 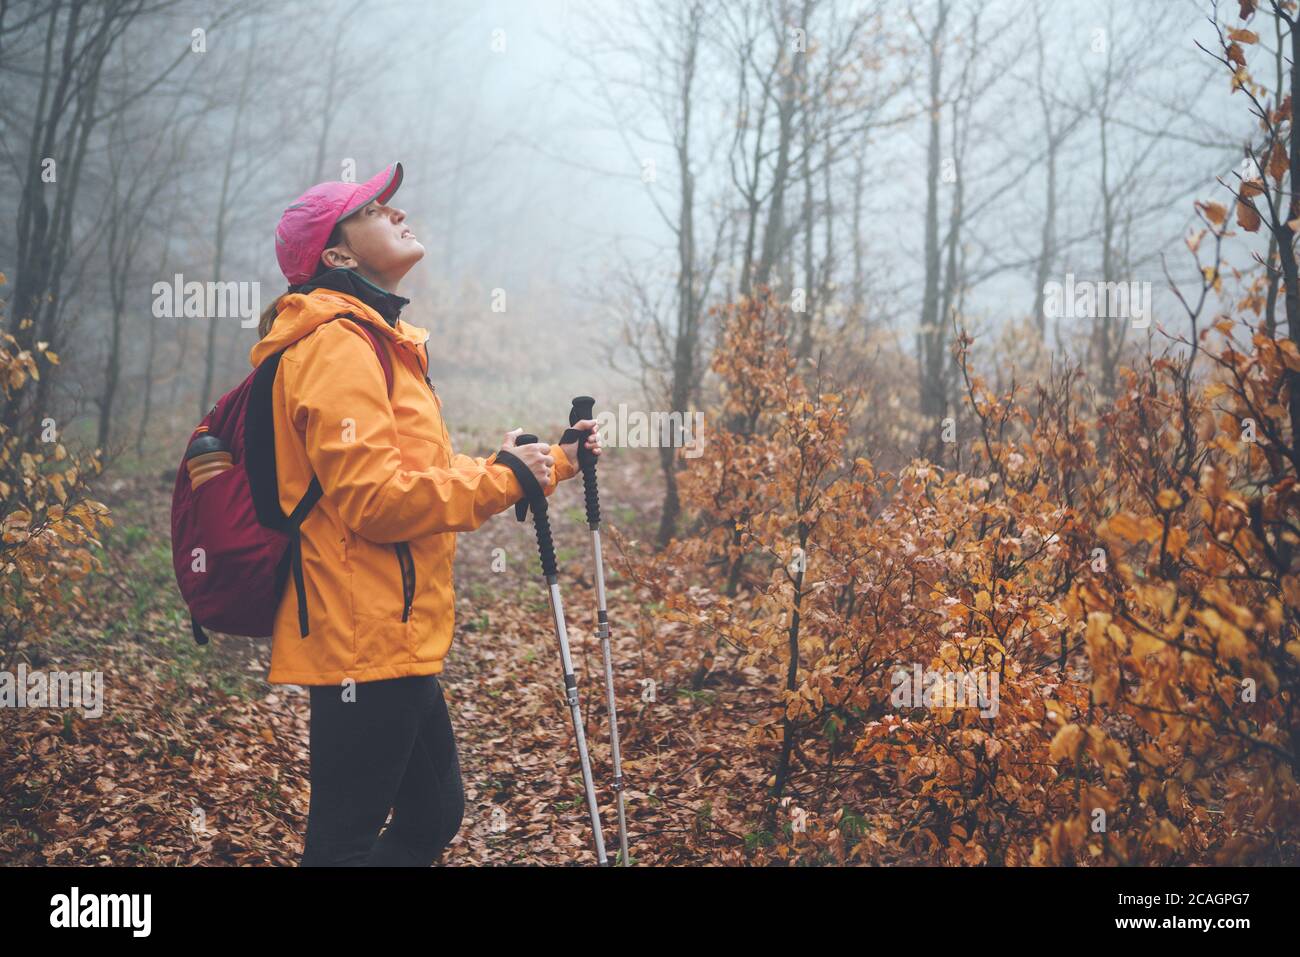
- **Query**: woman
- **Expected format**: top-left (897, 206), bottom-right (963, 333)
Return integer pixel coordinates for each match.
top-left (253, 161), bottom-right (601, 866)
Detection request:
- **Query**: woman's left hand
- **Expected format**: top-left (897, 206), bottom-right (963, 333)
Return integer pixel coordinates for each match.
top-left (559, 418), bottom-right (603, 477)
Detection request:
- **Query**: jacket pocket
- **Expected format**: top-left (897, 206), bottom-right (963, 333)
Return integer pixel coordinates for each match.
top-left (350, 535), bottom-right (414, 670)
top-left (348, 534), bottom-right (409, 622)
top-left (407, 532), bottom-right (452, 621)
top-left (393, 542), bottom-right (415, 622)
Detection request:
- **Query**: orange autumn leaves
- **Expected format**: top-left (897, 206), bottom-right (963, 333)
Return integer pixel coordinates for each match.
top-left (0, 279), bottom-right (109, 662)
top-left (628, 282), bottom-right (1298, 866)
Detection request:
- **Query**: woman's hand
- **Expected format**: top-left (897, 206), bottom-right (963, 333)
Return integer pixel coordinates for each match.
top-left (500, 428), bottom-right (553, 489)
top-left (559, 419), bottom-right (603, 479)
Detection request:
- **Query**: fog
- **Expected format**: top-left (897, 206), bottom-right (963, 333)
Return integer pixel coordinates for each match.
top-left (0, 0), bottom-right (1259, 460)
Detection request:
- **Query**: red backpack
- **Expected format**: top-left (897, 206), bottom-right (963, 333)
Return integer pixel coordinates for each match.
top-left (170, 316), bottom-right (394, 645)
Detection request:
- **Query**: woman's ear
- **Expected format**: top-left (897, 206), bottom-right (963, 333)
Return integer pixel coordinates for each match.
top-left (320, 243), bottom-right (355, 270)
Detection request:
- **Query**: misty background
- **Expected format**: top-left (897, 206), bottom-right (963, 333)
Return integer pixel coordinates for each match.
top-left (0, 0), bottom-right (1256, 541)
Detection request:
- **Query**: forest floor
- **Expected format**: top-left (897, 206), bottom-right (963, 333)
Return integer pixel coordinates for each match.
top-left (0, 441), bottom-right (864, 866)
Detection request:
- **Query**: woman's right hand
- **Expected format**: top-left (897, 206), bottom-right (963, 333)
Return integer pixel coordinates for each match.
top-left (500, 428), bottom-right (553, 489)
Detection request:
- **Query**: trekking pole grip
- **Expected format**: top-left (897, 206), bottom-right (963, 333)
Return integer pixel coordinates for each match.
top-left (566, 395), bottom-right (601, 528)
top-left (513, 433), bottom-right (558, 579)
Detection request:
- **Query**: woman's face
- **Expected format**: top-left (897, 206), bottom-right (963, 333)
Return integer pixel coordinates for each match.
top-left (322, 200), bottom-right (424, 289)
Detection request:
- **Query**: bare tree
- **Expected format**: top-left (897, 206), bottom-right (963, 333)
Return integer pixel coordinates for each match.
top-left (1, 1), bottom-right (248, 438)
top-left (912, 0), bottom-right (952, 459)
top-left (1026, 0), bottom-right (1088, 341)
top-left (197, 14), bottom-right (261, 418)
top-left (1082, 0), bottom-right (1213, 396)
top-left (567, 0), bottom-right (729, 548)
top-left (99, 56), bottom-right (169, 450)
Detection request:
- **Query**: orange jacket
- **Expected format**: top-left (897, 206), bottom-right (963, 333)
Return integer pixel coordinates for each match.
top-left (248, 288), bottom-right (574, 685)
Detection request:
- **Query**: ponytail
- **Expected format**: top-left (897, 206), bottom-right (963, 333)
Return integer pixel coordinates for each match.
top-left (257, 292), bottom-right (290, 339)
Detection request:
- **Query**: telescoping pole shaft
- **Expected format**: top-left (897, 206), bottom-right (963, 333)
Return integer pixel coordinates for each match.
top-left (591, 526), bottom-right (628, 864)
top-left (545, 575), bottom-right (607, 865)
top-left (510, 433), bottom-right (607, 866)
top-left (568, 396), bottom-right (630, 865)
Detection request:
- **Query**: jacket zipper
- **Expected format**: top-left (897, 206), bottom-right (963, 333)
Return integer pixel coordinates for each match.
top-left (418, 340), bottom-right (435, 394)
top-left (394, 542), bottom-right (415, 622)
top-left (419, 353), bottom-right (452, 450)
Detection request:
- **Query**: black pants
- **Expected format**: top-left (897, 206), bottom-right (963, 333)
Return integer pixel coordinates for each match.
top-left (300, 674), bottom-right (465, 866)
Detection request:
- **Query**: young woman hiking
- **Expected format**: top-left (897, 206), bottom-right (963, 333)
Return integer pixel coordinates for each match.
top-left (254, 161), bottom-right (602, 866)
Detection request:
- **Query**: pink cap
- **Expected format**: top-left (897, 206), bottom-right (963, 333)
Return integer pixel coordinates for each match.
top-left (274, 162), bottom-right (404, 285)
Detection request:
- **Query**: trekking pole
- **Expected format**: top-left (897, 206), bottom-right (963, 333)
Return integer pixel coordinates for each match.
top-left (494, 433), bottom-right (608, 866)
top-left (561, 397), bottom-right (630, 866)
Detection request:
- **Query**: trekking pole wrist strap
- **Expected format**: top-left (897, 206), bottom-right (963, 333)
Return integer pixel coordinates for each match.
top-left (492, 446), bottom-right (558, 578)
top-left (559, 426), bottom-right (597, 470)
top-left (492, 448), bottom-right (546, 522)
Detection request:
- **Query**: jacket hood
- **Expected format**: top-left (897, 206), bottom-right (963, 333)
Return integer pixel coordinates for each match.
top-left (250, 288), bottom-right (429, 368)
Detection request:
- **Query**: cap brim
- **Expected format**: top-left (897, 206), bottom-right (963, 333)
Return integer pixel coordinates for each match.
top-left (340, 162), bottom-right (404, 219)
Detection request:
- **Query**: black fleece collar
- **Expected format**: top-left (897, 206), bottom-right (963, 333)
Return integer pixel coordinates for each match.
top-left (291, 267), bottom-right (410, 327)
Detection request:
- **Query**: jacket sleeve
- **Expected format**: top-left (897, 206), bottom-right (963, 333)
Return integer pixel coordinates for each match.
top-left (453, 443), bottom-right (574, 498)
top-left (282, 321), bottom-right (547, 542)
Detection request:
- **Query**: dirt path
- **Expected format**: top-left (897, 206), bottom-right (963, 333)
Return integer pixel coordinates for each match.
top-left (2, 449), bottom-right (773, 866)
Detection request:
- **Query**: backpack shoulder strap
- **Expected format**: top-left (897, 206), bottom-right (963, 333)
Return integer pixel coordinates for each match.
top-left (247, 314), bottom-right (394, 529)
top-left (248, 314), bottom-right (397, 638)
top-left (247, 353), bottom-right (288, 529)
